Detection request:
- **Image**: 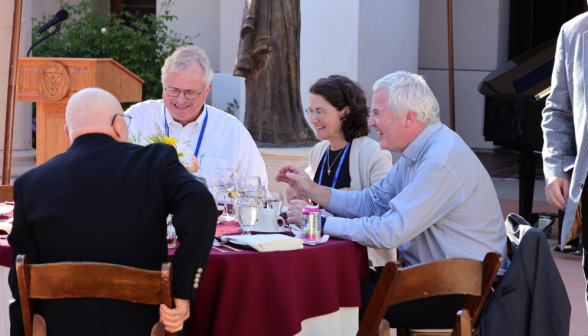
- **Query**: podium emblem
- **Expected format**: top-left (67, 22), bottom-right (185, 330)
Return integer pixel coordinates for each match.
top-left (37, 62), bottom-right (70, 101)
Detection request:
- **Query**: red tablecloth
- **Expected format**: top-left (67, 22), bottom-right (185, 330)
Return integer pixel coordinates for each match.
top-left (0, 209), bottom-right (370, 336)
top-left (0, 203), bottom-right (13, 268)
top-left (170, 220), bottom-right (369, 336)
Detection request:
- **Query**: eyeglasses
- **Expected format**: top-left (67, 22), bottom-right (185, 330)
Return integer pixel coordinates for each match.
top-left (304, 108), bottom-right (327, 120)
top-left (111, 114), bottom-right (132, 127)
top-left (165, 86), bottom-right (204, 100)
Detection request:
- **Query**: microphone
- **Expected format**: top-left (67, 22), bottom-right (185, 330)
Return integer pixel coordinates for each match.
top-left (38, 9), bottom-right (68, 34)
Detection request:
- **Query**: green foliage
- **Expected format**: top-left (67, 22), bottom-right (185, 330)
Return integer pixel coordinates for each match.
top-left (145, 124), bottom-right (167, 144)
top-left (31, 0), bottom-right (195, 105)
top-left (127, 131), bottom-right (143, 145)
top-left (225, 98), bottom-right (239, 116)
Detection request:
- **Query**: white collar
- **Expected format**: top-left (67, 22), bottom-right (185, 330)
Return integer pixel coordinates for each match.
top-left (164, 104), bottom-right (208, 130)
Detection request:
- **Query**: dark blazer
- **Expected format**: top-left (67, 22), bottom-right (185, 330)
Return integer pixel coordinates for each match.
top-left (479, 227), bottom-right (571, 336)
top-left (8, 133), bottom-right (217, 336)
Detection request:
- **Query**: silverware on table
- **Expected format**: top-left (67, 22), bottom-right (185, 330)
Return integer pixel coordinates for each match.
top-left (213, 238), bottom-right (242, 252)
top-left (212, 246), bottom-right (229, 253)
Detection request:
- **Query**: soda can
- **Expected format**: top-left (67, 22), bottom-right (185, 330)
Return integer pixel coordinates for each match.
top-left (301, 205), bottom-right (321, 242)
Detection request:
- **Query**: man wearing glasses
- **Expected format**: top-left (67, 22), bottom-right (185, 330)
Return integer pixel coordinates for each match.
top-left (125, 45), bottom-right (268, 188)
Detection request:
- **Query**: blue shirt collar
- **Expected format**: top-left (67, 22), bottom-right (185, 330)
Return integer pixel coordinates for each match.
top-left (402, 122), bottom-right (443, 163)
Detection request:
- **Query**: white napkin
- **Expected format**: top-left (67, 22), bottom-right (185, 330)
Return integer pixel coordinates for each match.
top-left (290, 226), bottom-right (329, 244)
top-left (221, 234), bottom-right (303, 252)
top-left (0, 218), bottom-right (13, 234)
top-left (0, 205), bottom-right (13, 216)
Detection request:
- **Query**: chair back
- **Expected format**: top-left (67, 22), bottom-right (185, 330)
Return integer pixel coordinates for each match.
top-left (15, 255), bottom-right (175, 336)
top-left (358, 252), bottom-right (502, 336)
top-left (0, 185), bottom-right (13, 202)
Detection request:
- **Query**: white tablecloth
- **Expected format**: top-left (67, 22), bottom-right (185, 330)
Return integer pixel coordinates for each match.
top-left (1, 266), bottom-right (11, 336)
top-left (296, 307), bottom-right (358, 335)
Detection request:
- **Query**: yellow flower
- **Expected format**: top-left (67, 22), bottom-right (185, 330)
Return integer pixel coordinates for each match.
top-left (164, 136), bottom-right (179, 146)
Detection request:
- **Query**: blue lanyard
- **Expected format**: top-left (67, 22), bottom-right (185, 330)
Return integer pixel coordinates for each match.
top-left (164, 106), bottom-right (208, 159)
top-left (318, 141), bottom-right (351, 188)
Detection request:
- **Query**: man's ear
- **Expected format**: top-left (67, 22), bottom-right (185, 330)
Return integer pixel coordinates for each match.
top-left (200, 81), bottom-right (213, 103)
top-left (112, 117), bottom-right (124, 140)
top-left (405, 111), bottom-right (417, 128)
top-left (63, 124), bottom-right (71, 144)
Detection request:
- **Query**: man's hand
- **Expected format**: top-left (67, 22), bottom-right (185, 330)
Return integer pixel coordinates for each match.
top-left (287, 199), bottom-right (311, 227)
top-left (286, 186), bottom-right (307, 203)
top-left (545, 176), bottom-right (570, 211)
top-left (276, 164), bottom-right (316, 199)
top-left (160, 298), bottom-right (190, 333)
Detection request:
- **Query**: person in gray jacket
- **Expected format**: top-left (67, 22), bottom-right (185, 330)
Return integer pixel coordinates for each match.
top-left (541, 11), bottom-right (588, 314)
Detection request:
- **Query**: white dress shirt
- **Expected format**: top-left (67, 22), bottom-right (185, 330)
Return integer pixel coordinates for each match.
top-left (125, 100), bottom-right (268, 188)
top-left (324, 123), bottom-right (509, 275)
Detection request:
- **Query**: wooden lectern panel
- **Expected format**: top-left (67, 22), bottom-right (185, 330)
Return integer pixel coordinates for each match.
top-left (95, 61), bottom-right (142, 103)
top-left (14, 57), bottom-right (144, 165)
top-left (36, 103), bottom-right (69, 165)
top-left (16, 57), bottom-right (143, 104)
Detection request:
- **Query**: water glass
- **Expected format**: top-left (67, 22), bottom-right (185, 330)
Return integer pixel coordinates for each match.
top-left (166, 215), bottom-right (177, 248)
top-left (264, 190), bottom-right (284, 216)
top-left (215, 168), bottom-right (238, 221)
top-left (237, 176), bottom-right (261, 199)
top-left (235, 197), bottom-right (259, 235)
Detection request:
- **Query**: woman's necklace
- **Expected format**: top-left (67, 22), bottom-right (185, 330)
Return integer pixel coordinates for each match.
top-left (327, 147), bottom-right (345, 175)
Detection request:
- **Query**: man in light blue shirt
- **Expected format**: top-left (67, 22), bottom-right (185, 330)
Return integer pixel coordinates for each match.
top-left (277, 71), bottom-right (508, 330)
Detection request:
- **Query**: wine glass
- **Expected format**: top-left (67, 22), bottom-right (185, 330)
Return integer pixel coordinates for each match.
top-left (215, 168), bottom-right (238, 222)
top-left (235, 197), bottom-right (259, 235)
top-left (237, 176), bottom-right (261, 199)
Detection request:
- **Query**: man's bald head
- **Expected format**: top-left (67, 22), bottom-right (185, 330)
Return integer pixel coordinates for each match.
top-left (64, 88), bottom-right (128, 143)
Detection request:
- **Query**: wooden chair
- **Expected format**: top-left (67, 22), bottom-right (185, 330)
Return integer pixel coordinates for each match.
top-left (0, 185), bottom-right (13, 202)
top-left (15, 255), bottom-right (176, 336)
top-left (357, 252), bottom-right (502, 336)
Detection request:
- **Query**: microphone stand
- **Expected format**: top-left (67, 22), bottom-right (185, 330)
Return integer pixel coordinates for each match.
top-left (27, 23), bottom-right (62, 57)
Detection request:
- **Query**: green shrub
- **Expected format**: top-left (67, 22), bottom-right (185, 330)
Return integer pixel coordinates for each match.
top-left (31, 0), bottom-right (195, 105)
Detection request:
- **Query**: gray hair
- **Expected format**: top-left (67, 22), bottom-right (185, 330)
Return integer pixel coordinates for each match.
top-left (161, 45), bottom-right (214, 86)
top-left (372, 71), bottom-right (440, 124)
top-left (66, 88), bottom-right (121, 132)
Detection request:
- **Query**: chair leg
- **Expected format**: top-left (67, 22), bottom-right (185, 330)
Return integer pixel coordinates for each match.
top-left (378, 319), bottom-right (390, 336)
top-left (455, 309), bottom-right (472, 336)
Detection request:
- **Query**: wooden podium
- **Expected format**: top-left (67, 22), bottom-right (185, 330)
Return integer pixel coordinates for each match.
top-left (14, 57), bottom-right (144, 165)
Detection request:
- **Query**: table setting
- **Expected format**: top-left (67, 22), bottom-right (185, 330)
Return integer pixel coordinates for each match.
top-left (0, 202), bottom-right (14, 267)
top-left (0, 169), bottom-right (370, 336)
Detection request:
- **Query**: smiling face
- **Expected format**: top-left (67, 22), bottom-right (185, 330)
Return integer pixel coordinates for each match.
top-left (162, 63), bottom-right (211, 126)
top-left (368, 89), bottom-right (413, 153)
top-left (308, 93), bottom-right (347, 143)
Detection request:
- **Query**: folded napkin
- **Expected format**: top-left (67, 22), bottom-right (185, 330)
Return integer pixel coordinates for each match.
top-left (0, 218), bottom-right (13, 234)
top-left (221, 234), bottom-right (303, 252)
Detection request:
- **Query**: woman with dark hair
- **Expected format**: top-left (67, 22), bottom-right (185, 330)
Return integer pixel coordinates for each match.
top-left (287, 74), bottom-right (395, 266)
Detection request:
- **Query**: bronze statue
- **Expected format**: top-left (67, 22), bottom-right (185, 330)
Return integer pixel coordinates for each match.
top-left (234, 0), bottom-right (317, 147)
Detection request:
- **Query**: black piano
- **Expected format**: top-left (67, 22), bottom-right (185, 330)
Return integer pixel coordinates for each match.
top-left (478, 0), bottom-right (586, 231)
top-left (478, 38), bottom-right (555, 221)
